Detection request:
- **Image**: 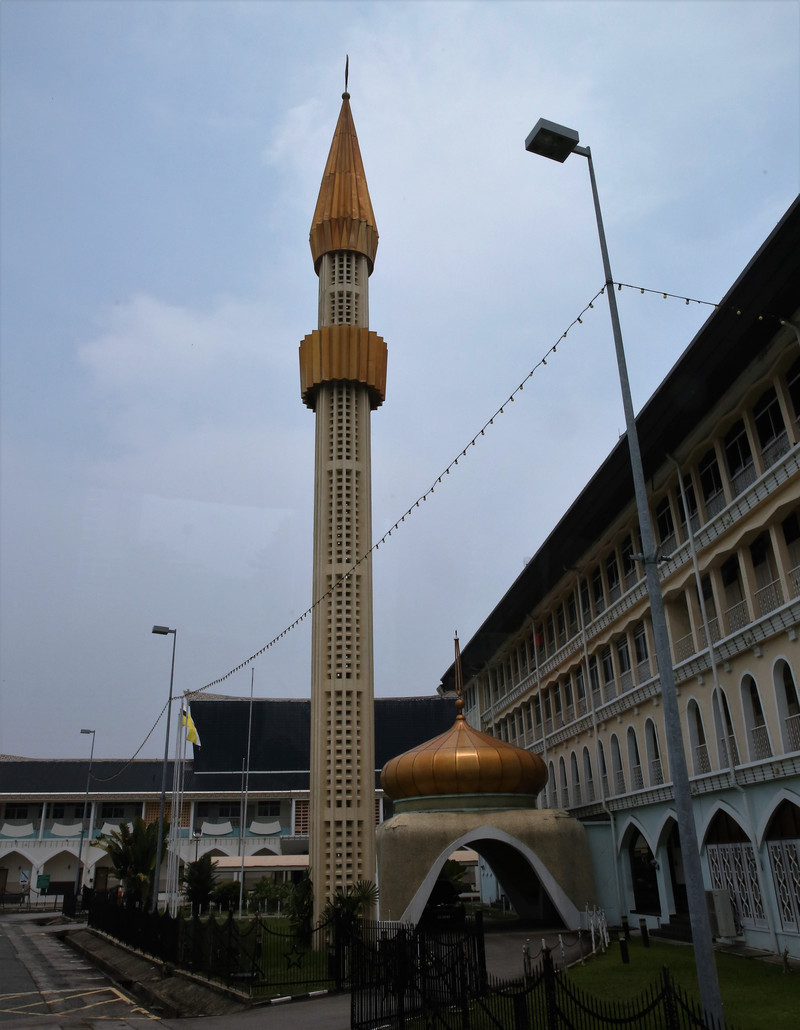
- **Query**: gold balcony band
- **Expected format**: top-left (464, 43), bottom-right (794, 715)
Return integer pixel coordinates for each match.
top-left (299, 325), bottom-right (387, 410)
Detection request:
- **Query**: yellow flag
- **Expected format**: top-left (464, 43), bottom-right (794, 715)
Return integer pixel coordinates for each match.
top-left (182, 704), bottom-right (201, 747)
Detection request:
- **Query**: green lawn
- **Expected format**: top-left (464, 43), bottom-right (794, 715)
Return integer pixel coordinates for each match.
top-left (565, 937), bottom-right (798, 1030)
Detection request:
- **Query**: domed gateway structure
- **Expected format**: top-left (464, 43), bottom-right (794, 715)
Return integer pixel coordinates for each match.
top-left (376, 640), bottom-right (595, 926)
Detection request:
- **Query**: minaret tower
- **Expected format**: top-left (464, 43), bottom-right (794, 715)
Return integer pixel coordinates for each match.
top-left (299, 84), bottom-right (387, 916)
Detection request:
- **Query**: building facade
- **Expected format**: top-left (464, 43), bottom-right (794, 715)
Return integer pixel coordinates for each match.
top-left (441, 197), bottom-right (800, 956)
top-left (0, 697), bottom-right (451, 903)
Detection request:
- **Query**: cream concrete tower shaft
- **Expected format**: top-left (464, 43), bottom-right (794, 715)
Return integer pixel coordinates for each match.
top-left (299, 91), bottom-right (387, 916)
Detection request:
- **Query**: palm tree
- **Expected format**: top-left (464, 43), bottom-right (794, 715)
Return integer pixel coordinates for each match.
top-left (182, 852), bottom-right (217, 916)
top-left (322, 879), bottom-right (379, 929)
top-left (97, 816), bottom-right (166, 909)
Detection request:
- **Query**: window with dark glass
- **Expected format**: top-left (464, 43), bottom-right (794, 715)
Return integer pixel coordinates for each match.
top-left (546, 615), bottom-right (555, 653)
top-left (606, 551), bottom-right (620, 597)
top-left (257, 801), bottom-right (280, 818)
top-left (580, 579), bottom-right (592, 621)
top-left (616, 635), bottom-right (631, 674)
top-left (602, 646), bottom-right (614, 684)
top-left (676, 475), bottom-right (698, 526)
top-left (5, 803), bottom-right (28, 819)
top-left (786, 356), bottom-right (800, 421)
top-left (633, 621), bottom-right (648, 664)
top-left (655, 496), bottom-right (675, 547)
top-left (567, 593), bottom-right (578, 635)
top-left (723, 418), bottom-right (753, 478)
top-left (589, 655), bottom-right (600, 693)
top-left (699, 448), bottom-right (723, 502)
top-left (592, 567), bottom-right (605, 611)
top-left (753, 386), bottom-right (786, 449)
top-left (101, 804), bottom-right (125, 819)
top-left (556, 605), bottom-right (566, 646)
top-left (621, 534), bottom-right (637, 579)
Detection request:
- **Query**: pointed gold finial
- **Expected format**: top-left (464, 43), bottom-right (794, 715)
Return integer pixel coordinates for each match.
top-left (454, 634), bottom-right (464, 714)
top-left (343, 54), bottom-right (349, 99)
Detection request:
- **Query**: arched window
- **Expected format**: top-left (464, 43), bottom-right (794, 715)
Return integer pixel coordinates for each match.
top-left (559, 757), bottom-right (569, 808)
top-left (597, 740), bottom-right (609, 799)
top-left (765, 801), bottom-right (800, 931)
top-left (627, 727), bottom-right (643, 791)
top-left (712, 687), bottom-right (739, 767)
top-left (644, 718), bottom-right (664, 785)
top-left (740, 675), bottom-right (772, 761)
top-left (582, 747), bottom-right (595, 803)
top-left (570, 752), bottom-right (581, 806)
top-left (610, 734), bottom-right (626, 795)
top-left (687, 699), bottom-right (711, 774)
top-left (773, 660), bottom-right (800, 753)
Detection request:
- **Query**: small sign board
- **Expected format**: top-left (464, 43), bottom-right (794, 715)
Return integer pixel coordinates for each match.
top-left (37, 874), bottom-right (51, 890)
top-left (20, 870), bottom-right (30, 885)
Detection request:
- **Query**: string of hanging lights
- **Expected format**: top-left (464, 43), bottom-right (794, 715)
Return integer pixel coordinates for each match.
top-left (118, 281), bottom-right (797, 766)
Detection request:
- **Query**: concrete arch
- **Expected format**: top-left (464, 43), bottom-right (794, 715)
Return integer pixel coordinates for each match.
top-left (698, 798), bottom-right (751, 847)
top-left (377, 809), bottom-right (594, 929)
top-left (616, 814), bottom-right (655, 856)
top-left (754, 786), bottom-right (800, 845)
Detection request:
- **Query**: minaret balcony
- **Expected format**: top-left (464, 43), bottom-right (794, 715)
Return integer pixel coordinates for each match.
top-left (299, 325), bottom-right (387, 410)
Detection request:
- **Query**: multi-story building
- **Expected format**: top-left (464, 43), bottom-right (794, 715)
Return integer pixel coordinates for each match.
top-left (440, 196), bottom-right (800, 956)
top-left (0, 697), bottom-right (451, 902)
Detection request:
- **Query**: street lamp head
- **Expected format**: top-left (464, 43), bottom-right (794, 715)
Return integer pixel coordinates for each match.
top-left (152, 625), bottom-right (175, 635)
top-left (80, 728), bottom-right (95, 735)
top-left (525, 118), bottom-right (580, 162)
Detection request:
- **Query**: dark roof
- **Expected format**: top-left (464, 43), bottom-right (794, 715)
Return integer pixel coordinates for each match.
top-left (0, 697), bottom-right (455, 796)
top-left (0, 760), bottom-right (168, 796)
top-left (440, 195), bottom-right (800, 690)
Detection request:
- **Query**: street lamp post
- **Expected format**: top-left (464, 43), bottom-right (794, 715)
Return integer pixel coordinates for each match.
top-left (152, 625), bottom-right (177, 913)
top-left (525, 118), bottom-right (725, 1026)
top-left (74, 728), bottom-right (96, 905)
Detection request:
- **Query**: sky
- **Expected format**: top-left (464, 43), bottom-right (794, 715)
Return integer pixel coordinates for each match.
top-left (1, 0), bottom-right (798, 761)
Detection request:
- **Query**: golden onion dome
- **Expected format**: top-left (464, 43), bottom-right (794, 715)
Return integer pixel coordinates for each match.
top-left (380, 698), bottom-right (547, 800)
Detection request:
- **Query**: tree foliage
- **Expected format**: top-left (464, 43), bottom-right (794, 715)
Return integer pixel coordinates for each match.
top-left (97, 816), bottom-right (166, 909)
top-left (182, 852), bottom-right (217, 915)
top-left (322, 879), bottom-right (379, 929)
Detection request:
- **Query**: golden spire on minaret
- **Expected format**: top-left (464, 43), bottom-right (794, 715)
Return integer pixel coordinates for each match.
top-left (309, 60), bottom-right (378, 273)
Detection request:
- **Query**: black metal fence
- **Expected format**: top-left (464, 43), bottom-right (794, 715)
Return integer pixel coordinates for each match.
top-left (87, 898), bottom-right (352, 995)
top-left (351, 945), bottom-right (733, 1030)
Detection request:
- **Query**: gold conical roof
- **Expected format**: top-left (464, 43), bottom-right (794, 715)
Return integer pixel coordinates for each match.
top-left (380, 638), bottom-right (547, 801)
top-left (309, 92), bottom-right (378, 273)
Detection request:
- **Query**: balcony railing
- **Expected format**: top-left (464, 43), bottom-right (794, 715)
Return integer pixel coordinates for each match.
top-left (636, 658), bottom-right (651, 682)
top-left (694, 743), bottom-right (711, 774)
top-left (604, 680), bottom-right (617, 701)
top-left (785, 712), bottom-right (800, 751)
top-left (601, 774), bottom-right (610, 798)
top-left (719, 733), bottom-right (740, 768)
top-left (755, 579), bottom-right (784, 617)
top-left (725, 600), bottom-right (750, 633)
top-left (573, 784), bottom-right (582, 806)
top-left (585, 781), bottom-right (596, 803)
top-left (614, 770), bottom-right (626, 795)
top-left (619, 669), bottom-right (633, 693)
top-left (790, 565), bottom-right (800, 598)
top-left (674, 632), bottom-right (696, 662)
top-left (631, 764), bottom-right (644, 791)
top-left (761, 431), bottom-right (790, 469)
top-left (698, 618), bottom-right (721, 648)
top-left (704, 490), bottom-right (727, 519)
top-left (749, 724), bottom-right (772, 761)
top-left (650, 758), bottom-right (665, 785)
top-left (731, 462), bottom-right (757, 497)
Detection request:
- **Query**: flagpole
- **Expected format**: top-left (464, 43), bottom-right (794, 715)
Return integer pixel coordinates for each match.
top-left (238, 668), bottom-right (255, 918)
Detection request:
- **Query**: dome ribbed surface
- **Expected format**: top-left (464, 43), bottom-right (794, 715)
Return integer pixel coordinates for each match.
top-left (380, 712), bottom-right (547, 800)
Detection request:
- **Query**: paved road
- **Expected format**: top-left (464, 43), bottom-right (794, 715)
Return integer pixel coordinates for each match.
top-left (0, 914), bottom-right (156, 1025)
